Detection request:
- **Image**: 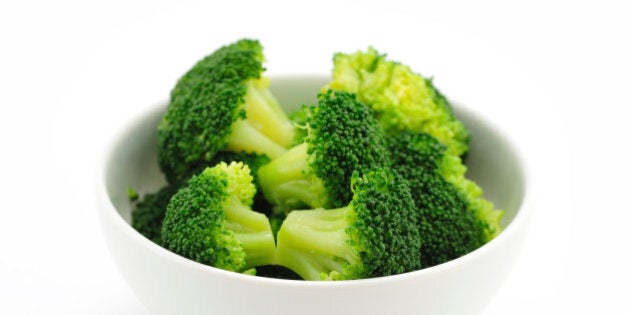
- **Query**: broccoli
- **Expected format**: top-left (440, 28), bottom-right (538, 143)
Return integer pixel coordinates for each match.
top-left (157, 38), bottom-right (294, 183)
top-left (326, 47), bottom-right (470, 156)
top-left (288, 105), bottom-right (310, 145)
top-left (161, 162), bottom-right (276, 272)
top-left (258, 90), bottom-right (390, 211)
top-left (388, 131), bottom-right (503, 267)
top-left (131, 185), bottom-right (180, 244)
top-left (187, 151), bottom-right (273, 216)
top-left (129, 39), bottom-right (506, 280)
top-left (130, 151), bottom-right (271, 244)
top-left (273, 168), bottom-right (422, 280)
top-left (255, 265), bottom-right (302, 280)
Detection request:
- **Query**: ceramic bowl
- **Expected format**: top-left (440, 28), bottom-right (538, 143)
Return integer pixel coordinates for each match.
top-left (95, 75), bottom-right (529, 315)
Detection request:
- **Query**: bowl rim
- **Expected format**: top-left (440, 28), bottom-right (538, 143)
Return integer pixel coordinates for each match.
top-left (95, 76), bottom-right (532, 289)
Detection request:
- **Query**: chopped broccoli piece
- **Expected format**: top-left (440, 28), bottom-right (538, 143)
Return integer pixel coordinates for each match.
top-left (130, 151), bottom-right (270, 244)
top-left (288, 105), bottom-right (310, 145)
top-left (327, 47), bottom-right (470, 156)
top-left (131, 185), bottom-right (180, 244)
top-left (186, 151), bottom-right (272, 215)
top-left (127, 187), bottom-right (139, 201)
top-left (258, 90), bottom-right (390, 210)
top-left (388, 131), bottom-right (503, 267)
top-left (129, 39), bottom-right (507, 280)
top-left (241, 268), bottom-right (258, 276)
top-left (161, 162), bottom-right (276, 272)
top-left (273, 168), bottom-right (422, 280)
top-left (158, 39), bottom-right (294, 183)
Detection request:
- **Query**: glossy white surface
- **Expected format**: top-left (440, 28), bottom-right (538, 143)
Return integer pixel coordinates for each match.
top-left (95, 76), bottom-right (529, 315)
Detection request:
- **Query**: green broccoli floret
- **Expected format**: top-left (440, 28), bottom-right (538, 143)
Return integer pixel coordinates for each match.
top-left (131, 185), bottom-right (180, 244)
top-left (161, 162), bottom-right (276, 272)
top-left (258, 90), bottom-right (390, 210)
top-left (186, 151), bottom-right (270, 183)
top-left (388, 131), bottom-right (503, 267)
top-left (127, 187), bottom-right (139, 201)
top-left (326, 47), bottom-right (470, 156)
top-left (158, 38), bottom-right (294, 183)
top-left (186, 151), bottom-right (273, 216)
top-left (130, 151), bottom-right (270, 244)
top-left (273, 168), bottom-right (422, 280)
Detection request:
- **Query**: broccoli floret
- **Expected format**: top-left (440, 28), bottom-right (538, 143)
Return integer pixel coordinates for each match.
top-left (158, 38), bottom-right (294, 183)
top-left (326, 47), bottom-right (470, 156)
top-left (130, 151), bottom-right (270, 244)
top-left (161, 162), bottom-right (276, 272)
top-left (186, 151), bottom-right (270, 183)
top-left (186, 151), bottom-right (273, 216)
top-left (388, 131), bottom-right (503, 267)
top-left (131, 185), bottom-right (180, 244)
top-left (273, 168), bottom-right (422, 280)
top-left (127, 187), bottom-right (139, 201)
top-left (258, 90), bottom-right (390, 210)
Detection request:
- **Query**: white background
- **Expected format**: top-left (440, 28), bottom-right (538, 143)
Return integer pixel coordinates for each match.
top-left (1, 1), bottom-right (628, 314)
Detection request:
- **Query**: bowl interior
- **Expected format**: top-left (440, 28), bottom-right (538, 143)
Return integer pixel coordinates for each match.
top-left (104, 74), bottom-right (525, 238)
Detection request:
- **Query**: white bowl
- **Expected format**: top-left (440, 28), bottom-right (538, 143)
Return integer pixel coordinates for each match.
top-left (96, 75), bottom-right (529, 315)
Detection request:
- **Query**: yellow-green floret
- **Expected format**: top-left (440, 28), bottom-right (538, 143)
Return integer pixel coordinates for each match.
top-left (326, 47), bottom-right (470, 156)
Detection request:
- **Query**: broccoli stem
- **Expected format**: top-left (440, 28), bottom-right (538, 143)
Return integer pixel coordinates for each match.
top-left (257, 143), bottom-right (327, 209)
top-left (223, 196), bottom-right (276, 268)
top-left (274, 207), bottom-right (357, 280)
top-left (226, 119), bottom-right (287, 159)
top-left (244, 78), bottom-right (295, 148)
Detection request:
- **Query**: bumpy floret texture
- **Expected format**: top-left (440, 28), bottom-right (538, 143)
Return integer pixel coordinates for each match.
top-left (131, 185), bottom-right (180, 244)
top-left (130, 151), bottom-right (271, 244)
top-left (161, 162), bottom-right (275, 272)
top-left (327, 47), bottom-right (470, 156)
top-left (130, 39), bottom-right (505, 281)
top-left (388, 131), bottom-right (503, 267)
top-left (274, 169), bottom-right (422, 280)
top-left (307, 90), bottom-right (390, 208)
top-left (258, 90), bottom-right (389, 210)
top-left (158, 39), bottom-right (291, 183)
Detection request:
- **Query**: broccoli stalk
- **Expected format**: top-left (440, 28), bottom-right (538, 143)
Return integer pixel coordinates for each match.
top-left (158, 39), bottom-right (294, 183)
top-left (242, 77), bottom-right (294, 147)
top-left (287, 105), bottom-right (310, 145)
top-left (161, 162), bottom-right (275, 272)
top-left (221, 191), bottom-right (276, 268)
top-left (224, 117), bottom-right (286, 159)
top-left (327, 47), bottom-right (470, 156)
top-left (274, 207), bottom-right (359, 280)
top-left (273, 169), bottom-right (422, 280)
top-left (224, 76), bottom-right (293, 157)
top-left (258, 90), bottom-right (390, 211)
top-left (257, 142), bottom-right (327, 209)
